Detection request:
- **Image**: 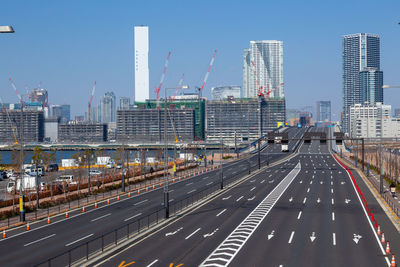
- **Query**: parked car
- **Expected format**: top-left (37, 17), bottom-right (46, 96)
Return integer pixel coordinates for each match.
top-left (0, 171), bottom-right (7, 179)
top-left (116, 164), bottom-right (123, 169)
top-left (55, 175), bottom-right (77, 185)
top-left (46, 164), bottom-right (59, 172)
top-left (89, 169), bottom-right (102, 175)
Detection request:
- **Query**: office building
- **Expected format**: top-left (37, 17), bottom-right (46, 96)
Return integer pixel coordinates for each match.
top-left (0, 110), bottom-right (44, 143)
top-left (316, 101), bottom-right (331, 122)
top-left (50, 104), bottom-right (70, 123)
top-left (58, 123), bottom-right (108, 143)
top-left (360, 68), bottom-right (383, 105)
top-left (120, 97), bottom-right (131, 110)
top-left (395, 108), bottom-right (400, 118)
top-left (206, 98), bottom-right (285, 143)
top-left (211, 86), bottom-right (241, 100)
top-left (134, 26), bottom-right (149, 102)
top-left (117, 109), bottom-right (195, 142)
top-left (243, 40), bottom-right (284, 98)
top-left (342, 33), bottom-right (381, 133)
top-left (99, 92), bottom-right (116, 123)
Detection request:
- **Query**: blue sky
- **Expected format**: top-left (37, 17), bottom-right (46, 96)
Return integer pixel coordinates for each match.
top-left (1, 0), bottom-right (399, 120)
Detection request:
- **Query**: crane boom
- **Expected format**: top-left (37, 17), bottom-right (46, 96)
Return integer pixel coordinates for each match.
top-left (9, 78), bottom-right (24, 106)
top-left (250, 61), bottom-right (264, 97)
top-left (266, 83), bottom-right (284, 98)
top-left (200, 50), bottom-right (217, 91)
top-left (171, 73), bottom-right (184, 101)
top-left (155, 51), bottom-right (171, 107)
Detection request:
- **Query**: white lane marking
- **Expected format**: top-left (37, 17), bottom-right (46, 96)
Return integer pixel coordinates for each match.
top-left (216, 209), bottom-right (227, 217)
top-left (236, 196), bottom-right (244, 202)
top-left (165, 227), bottom-right (183, 236)
top-left (307, 188), bottom-right (310, 193)
top-left (185, 228), bottom-right (201, 240)
top-left (250, 186), bottom-right (256, 191)
top-left (65, 233), bottom-right (93, 247)
top-left (345, 198), bottom-right (351, 204)
top-left (297, 211), bottom-right (302, 219)
top-left (289, 197), bottom-right (293, 202)
top-left (333, 233), bottom-right (336, 246)
top-left (331, 189), bottom-right (334, 194)
top-left (288, 231), bottom-right (295, 244)
top-left (202, 176), bottom-right (209, 180)
top-left (303, 197), bottom-right (307, 204)
top-left (186, 182), bottom-right (194, 186)
top-left (206, 182), bottom-right (213, 186)
top-left (134, 199), bottom-right (149, 206)
top-left (204, 228), bottom-right (219, 238)
top-left (169, 189), bottom-right (174, 192)
top-left (317, 198), bottom-right (321, 203)
top-left (147, 259), bottom-right (159, 267)
top-left (331, 181), bottom-right (333, 185)
top-left (332, 198), bottom-right (334, 205)
top-left (222, 195), bottom-right (231, 200)
top-left (332, 212), bottom-right (335, 221)
top-left (299, 180), bottom-right (303, 184)
top-left (187, 189), bottom-right (196, 194)
top-left (247, 196), bottom-right (255, 201)
top-left (24, 234), bottom-right (56, 247)
top-left (124, 213), bottom-right (142, 222)
top-left (260, 179), bottom-right (265, 184)
top-left (353, 234), bottom-right (362, 244)
top-left (310, 232), bottom-right (316, 242)
top-left (91, 213), bottom-right (111, 222)
top-left (268, 230), bottom-right (275, 240)
top-left (310, 181), bottom-right (313, 184)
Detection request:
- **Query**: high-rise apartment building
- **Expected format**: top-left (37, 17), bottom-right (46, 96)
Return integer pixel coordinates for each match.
top-left (120, 97), bottom-right (131, 110)
top-left (243, 40), bottom-right (284, 99)
top-left (134, 26), bottom-right (149, 102)
top-left (360, 67), bottom-right (383, 105)
top-left (316, 101), bottom-right (331, 122)
top-left (342, 33), bottom-right (381, 133)
top-left (99, 92), bottom-right (116, 123)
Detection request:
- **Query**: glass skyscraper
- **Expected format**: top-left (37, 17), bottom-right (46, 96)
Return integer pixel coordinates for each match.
top-left (342, 33), bottom-right (381, 133)
top-left (316, 101), bottom-right (331, 122)
top-left (100, 92), bottom-right (116, 123)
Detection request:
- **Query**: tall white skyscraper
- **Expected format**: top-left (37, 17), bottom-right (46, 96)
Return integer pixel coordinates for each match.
top-left (243, 40), bottom-right (284, 99)
top-left (134, 26), bottom-right (149, 102)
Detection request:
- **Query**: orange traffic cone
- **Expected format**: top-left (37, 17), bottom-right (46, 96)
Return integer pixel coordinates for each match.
top-left (138, 190), bottom-right (140, 195)
top-left (47, 216), bottom-right (51, 224)
top-left (146, 187), bottom-right (148, 192)
top-left (117, 195), bottom-right (120, 201)
top-left (381, 232), bottom-right (385, 244)
top-left (2, 230), bottom-right (6, 238)
top-left (128, 192), bottom-right (131, 197)
top-left (386, 241), bottom-right (391, 254)
top-left (94, 202), bottom-right (98, 208)
top-left (377, 225), bottom-right (381, 235)
top-left (153, 185), bottom-right (155, 189)
top-left (26, 222), bottom-right (30, 231)
top-left (107, 199), bottom-right (110, 205)
top-left (391, 254), bottom-right (395, 267)
top-left (65, 211), bottom-right (69, 218)
top-left (82, 206), bottom-right (85, 213)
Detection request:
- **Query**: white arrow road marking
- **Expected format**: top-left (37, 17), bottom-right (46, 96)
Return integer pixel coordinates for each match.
top-left (353, 234), bottom-right (362, 244)
top-left (216, 209), bottom-right (227, 217)
top-left (317, 198), bottom-right (321, 203)
top-left (299, 180), bottom-right (303, 184)
top-left (165, 227), bottom-right (183, 237)
top-left (247, 196), bottom-right (255, 201)
top-left (250, 187), bottom-right (256, 191)
top-left (310, 232), bottom-right (316, 242)
top-left (345, 198), bottom-right (351, 204)
top-left (185, 228), bottom-right (201, 240)
top-left (222, 195), bottom-right (231, 200)
top-left (204, 228), bottom-right (219, 238)
top-left (289, 197), bottom-right (293, 202)
top-left (236, 196), bottom-right (244, 202)
top-left (297, 211), bottom-right (302, 219)
top-left (268, 230), bottom-right (275, 240)
top-left (341, 181), bottom-right (345, 185)
top-left (333, 233), bottom-right (336, 246)
top-left (288, 231), bottom-right (295, 243)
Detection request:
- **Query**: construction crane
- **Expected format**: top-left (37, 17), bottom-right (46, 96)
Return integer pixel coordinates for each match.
top-left (383, 85), bottom-right (400, 89)
top-left (0, 97), bottom-right (18, 145)
top-left (250, 61), bottom-right (264, 97)
top-left (171, 73), bottom-right (184, 101)
top-left (9, 78), bottom-right (25, 107)
top-left (265, 83), bottom-right (284, 98)
top-left (155, 51), bottom-right (171, 108)
top-left (198, 50), bottom-right (217, 97)
top-left (8, 78), bottom-right (25, 145)
top-left (87, 81), bottom-right (96, 122)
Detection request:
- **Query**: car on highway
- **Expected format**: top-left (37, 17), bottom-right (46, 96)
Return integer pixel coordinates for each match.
top-left (46, 164), bottom-right (59, 172)
top-left (55, 175), bottom-right (77, 185)
top-left (89, 169), bottom-right (102, 175)
top-left (116, 164), bottom-right (123, 169)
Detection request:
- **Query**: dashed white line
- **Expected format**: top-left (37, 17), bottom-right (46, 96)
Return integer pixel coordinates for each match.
top-left (297, 211), bottom-right (302, 220)
top-left (236, 196), bottom-right (244, 202)
top-left (332, 198), bottom-right (334, 205)
top-left (24, 234), bottom-right (56, 247)
top-left (187, 189), bottom-right (196, 194)
top-left (91, 213), bottom-right (111, 222)
top-left (134, 199), bottom-right (148, 206)
top-left (288, 231), bottom-right (295, 243)
top-left (331, 188), bottom-right (334, 194)
top-left (206, 182), bottom-right (213, 186)
top-left (216, 209), bottom-right (227, 217)
top-left (185, 228), bottom-right (201, 240)
top-left (186, 182), bottom-right (194, 186)
top-left (124, 213), bottom-right (142, 222)
top-left (65, 233), bottom-right (94, 247)
top-left (307, 188), bottom-right (310, 193)
top-left (147, 259), bottom-right (159, 267)
top-left (333, 233), bottom-right (336, 246)
top-left (250, 186), bottom-right (256, 191)
top-left (332, 212), bottom-right (335, 221)
top-left (303, 197), bottom-right (307, 204)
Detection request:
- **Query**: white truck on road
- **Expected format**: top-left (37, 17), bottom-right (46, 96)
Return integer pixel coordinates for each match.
top-left (281, 144), bottom-right (289, 152)
top-left (7, 174), bottom-right (41, 193)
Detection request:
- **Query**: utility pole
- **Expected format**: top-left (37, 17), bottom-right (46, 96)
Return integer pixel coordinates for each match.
top-left (164, 91), bottom-right (169, 218)
top-left (379, 144), bottom-right (384, 194)
top-left (121, 145), bottom-right (125, 192)
top-left (258, 139), bottom-right (261, 169)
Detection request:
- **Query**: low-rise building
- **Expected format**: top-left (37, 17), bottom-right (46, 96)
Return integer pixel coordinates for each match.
top-left (58, 123), bottom-right (107, 143)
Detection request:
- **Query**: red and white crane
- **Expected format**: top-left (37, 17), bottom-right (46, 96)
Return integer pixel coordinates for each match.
top-left (250, 61), bottom-right (264, 97)
top-left (88, 81), bottom-right (96, 122)
top-left (171, 73), bottom-right (184, 101)
top-left (199, 50), bottom-right (217, 94)
top-left (265, 82), bottom-right (284, 98)
top-left (155, 51), bottom-right (171, 108)
top-left (9, 78), bottom-right (25, 107)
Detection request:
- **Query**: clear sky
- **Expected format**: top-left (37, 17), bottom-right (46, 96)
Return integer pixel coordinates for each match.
top-left (1, 0), bottom-right (399, 120)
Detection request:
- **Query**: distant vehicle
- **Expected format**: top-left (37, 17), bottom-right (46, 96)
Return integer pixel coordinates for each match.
top-left (281, 144), bottom-right (289, 152)
top-left (274, 136), bottom-right (282, 144)
top-left (0, 171), bottom-right (7, 179)
top-left (7, 174), bottom-right (39, 193)
top-left (55, 175), bottom-right (76, 185)
top-left (89, 169), bottom-right (102, 175)
top-left (97, 156), bottom-right (111, 166)
top-left (106, 162), bottom-right (114, 169)
top-left (62, 159), bottom-right (77, 168)
top-left (46, 164), bottom-right (59, 172)
top-left (6, 170), bottom-right (14, 178)
top-left (116, 164), bottom-right (123, 169)
top-left (27, 167), bottom-right (44, 177)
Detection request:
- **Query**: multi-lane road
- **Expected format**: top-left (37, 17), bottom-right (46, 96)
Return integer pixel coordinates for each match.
top-left (89, 127), bottom-right (398, 267)
top-left (0, 128), bottom-right (306, 266)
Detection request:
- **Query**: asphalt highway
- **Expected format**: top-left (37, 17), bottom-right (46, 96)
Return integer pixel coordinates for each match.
top-left (91, 127), bottom-right (396, 267)
top-left (0, 127), bottom-right (306, 266)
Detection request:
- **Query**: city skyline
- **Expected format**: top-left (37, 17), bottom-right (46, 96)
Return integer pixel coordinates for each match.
top-left (1, 1), bottom-right (400, 120)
